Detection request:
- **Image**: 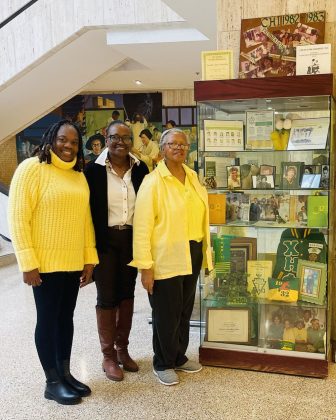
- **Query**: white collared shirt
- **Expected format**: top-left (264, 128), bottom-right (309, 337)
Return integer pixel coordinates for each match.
top-left (95, 148), bottom-right (140, 226)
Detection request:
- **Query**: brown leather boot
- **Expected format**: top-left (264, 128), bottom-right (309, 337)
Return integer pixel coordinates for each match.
top-left (96, 307), bottom-right (124, 381)
top-left (115, 299), bottom-right (139, 372)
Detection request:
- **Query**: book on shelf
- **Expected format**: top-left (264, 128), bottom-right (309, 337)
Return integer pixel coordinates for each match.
top-left (226, 192), bottom-right (250, 223)
top-left (307, 195), bottom-right (328, 227)
top-left (213, 235), bottom-right (232, 274)
top-left (208, 193), bottom-right (226, 224)
top-left (289, 195), bottom-right (308, 226)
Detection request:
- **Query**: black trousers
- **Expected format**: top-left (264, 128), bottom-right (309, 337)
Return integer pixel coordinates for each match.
top-left (32, 271), bottom-right (80, 371)
top-left (149, 240), bottom-right (203, 371)
top-left (94, 228), bottom-right (137, 308)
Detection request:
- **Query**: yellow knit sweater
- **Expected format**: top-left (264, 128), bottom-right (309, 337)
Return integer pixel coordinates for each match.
top-left (8, 151), bottom-right (98, 273)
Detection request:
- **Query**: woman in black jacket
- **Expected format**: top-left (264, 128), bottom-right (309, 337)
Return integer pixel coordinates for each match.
top-left (85, 121), bottom-right (148, 381)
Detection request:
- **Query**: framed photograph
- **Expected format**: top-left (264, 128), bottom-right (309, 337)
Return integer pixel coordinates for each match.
top-left (206, 307), bottom-right (251, 343)
top-left (303, 165), bottom-right (321, 175)
top-left (297, 259), bottom-right (327, 305)
top-left (203, 156), bottom-right (235, 189)
top-left (320, 165), bottom-right (329, 189)
top-left (227, 166), bottom-right (241, 189)
top-left (204, 120), bottom-right (244, 152)
top-left (260, 165), bottom-right (275, 176)
top-left (230, 237), bottom-right (257, 272)
top-left (280, 162), bottom-right (302, 189)
top-left (301, 174), bottom-right (321, 189)
top-left (252, 174), bottom-right (274, 189)
top-left (263, 304), bottom-right (326, 353)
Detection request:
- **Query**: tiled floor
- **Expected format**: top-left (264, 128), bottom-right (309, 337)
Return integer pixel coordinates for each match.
top-left (1, 261), bottom-right (336, 420)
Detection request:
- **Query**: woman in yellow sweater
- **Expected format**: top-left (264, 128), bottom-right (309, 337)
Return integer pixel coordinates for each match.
top-left (8, 120), bottom-right (98, 405)
top-left (130, 128), bottom-right (213, 386)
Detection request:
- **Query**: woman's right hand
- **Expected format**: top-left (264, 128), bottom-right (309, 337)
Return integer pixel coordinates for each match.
top-left (23, 269), bottom-right (42, 287)
top-left (141, 268), bottom-right (154, 295)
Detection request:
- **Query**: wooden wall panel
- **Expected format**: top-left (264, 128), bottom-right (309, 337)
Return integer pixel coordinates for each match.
top-left (161, 89), bottom-right (195, 106)
top-left (0, 137), bottom-right (17, 186)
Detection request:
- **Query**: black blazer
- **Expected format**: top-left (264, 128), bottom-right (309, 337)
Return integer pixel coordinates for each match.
top-left (84, 158), bottom-right (149, 252)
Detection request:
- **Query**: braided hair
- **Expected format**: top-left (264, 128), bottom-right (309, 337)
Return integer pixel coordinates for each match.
top-left (34, 120), bottom-right (85, 172)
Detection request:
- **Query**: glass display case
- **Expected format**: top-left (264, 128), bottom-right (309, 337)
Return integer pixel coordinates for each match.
top-left (194, 74), bottom-right (334, 378)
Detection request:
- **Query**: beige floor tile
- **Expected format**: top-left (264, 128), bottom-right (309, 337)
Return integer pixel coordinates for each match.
top-left (0, 262), bottom-right (334, 420)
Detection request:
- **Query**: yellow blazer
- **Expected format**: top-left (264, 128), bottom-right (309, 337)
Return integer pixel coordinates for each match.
top-left (129, 161), bottom-right (213, 280)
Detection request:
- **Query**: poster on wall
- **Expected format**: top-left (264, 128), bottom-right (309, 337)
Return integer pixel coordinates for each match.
top-left (239, 11), bottom-right (326, 79)
top-left (62, 95), bottom-right (86, 135)
top-left (15, 113), bottom-right (62, 163)
top-left (123, 93), bottom-right (162, 124)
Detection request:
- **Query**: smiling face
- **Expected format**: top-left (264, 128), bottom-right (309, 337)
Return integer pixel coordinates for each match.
top-left (52, 124), bottom-right (79, 162)
top-left (162, 132), bottom-right (189, 166)
top-left (106, 123), bottom-right (132, 161)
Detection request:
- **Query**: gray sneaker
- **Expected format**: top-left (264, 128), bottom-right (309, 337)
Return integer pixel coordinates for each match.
top-left (153, 368), bottom-right (179, 386)
top-left (175, 360), bottom-right (202, 373)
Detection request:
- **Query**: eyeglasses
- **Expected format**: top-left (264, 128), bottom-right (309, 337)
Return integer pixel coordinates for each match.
top-left (107, 134), bottom-right (132, 143)
top-left (166, 142), bottom-right (190, 150)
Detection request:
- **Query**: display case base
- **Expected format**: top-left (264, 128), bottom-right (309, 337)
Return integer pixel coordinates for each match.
top-left (199, 346), bottom-right (328, 378)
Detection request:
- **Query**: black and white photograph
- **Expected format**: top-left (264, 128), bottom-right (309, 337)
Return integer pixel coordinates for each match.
top-left (252, 174), bottom-right (274, 189)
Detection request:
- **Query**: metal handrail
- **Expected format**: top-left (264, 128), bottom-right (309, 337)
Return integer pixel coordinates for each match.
top-left (0, 0), bottom-right (39, 30)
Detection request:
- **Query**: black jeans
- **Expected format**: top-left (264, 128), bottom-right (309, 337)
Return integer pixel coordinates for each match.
top-left (94, 228), bottom-right (137, 308)
top-left (149, 240), bottom-right (203, 371)
top-left (32, 271), bottom-right (80, 370)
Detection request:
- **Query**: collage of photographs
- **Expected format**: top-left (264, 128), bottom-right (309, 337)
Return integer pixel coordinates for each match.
top-left (239, 12), bottom-right (326, 78)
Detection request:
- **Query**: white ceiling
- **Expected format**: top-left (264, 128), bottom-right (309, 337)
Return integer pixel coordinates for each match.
top-left (0, 0), bottom-right (218, 141)
top-left (82, 0), bottom-right (218, 93)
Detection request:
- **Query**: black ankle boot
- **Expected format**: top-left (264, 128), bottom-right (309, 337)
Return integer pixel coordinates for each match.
top-left (57, 360), bottom-right (91, 397)
top-left (44, 368), bottom-right (82, 405)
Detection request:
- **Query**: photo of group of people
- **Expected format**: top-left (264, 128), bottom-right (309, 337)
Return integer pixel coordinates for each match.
top-left (265, 305), bottom-right (325, 353)
top-left (239, 12), bottom-right (325, 78)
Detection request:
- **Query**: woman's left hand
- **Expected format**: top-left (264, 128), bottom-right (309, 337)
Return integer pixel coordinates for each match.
top-left (80, 264), bottom-right (95, 288)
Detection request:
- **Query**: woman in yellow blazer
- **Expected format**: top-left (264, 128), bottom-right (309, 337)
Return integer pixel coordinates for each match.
top-left (130, 128), bottom-right (213, 386)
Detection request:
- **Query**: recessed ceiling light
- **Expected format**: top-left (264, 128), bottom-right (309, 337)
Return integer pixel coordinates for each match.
top-left (134, 80), bottom-right (142, 85)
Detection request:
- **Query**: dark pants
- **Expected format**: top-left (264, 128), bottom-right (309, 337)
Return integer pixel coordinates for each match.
top-left (94, 228), bottom-right (137, 308)
top-left (32, 271), bottom-right (80, 370)
top-left (149, 240), bottom-right (203, 371)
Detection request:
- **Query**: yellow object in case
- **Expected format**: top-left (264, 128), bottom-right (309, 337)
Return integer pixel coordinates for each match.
top-left (267, 277), bottom-right (299, 302)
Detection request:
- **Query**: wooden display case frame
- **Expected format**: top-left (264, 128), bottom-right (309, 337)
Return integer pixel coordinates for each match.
top-left (195, 74), bottom-right (334, 379)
